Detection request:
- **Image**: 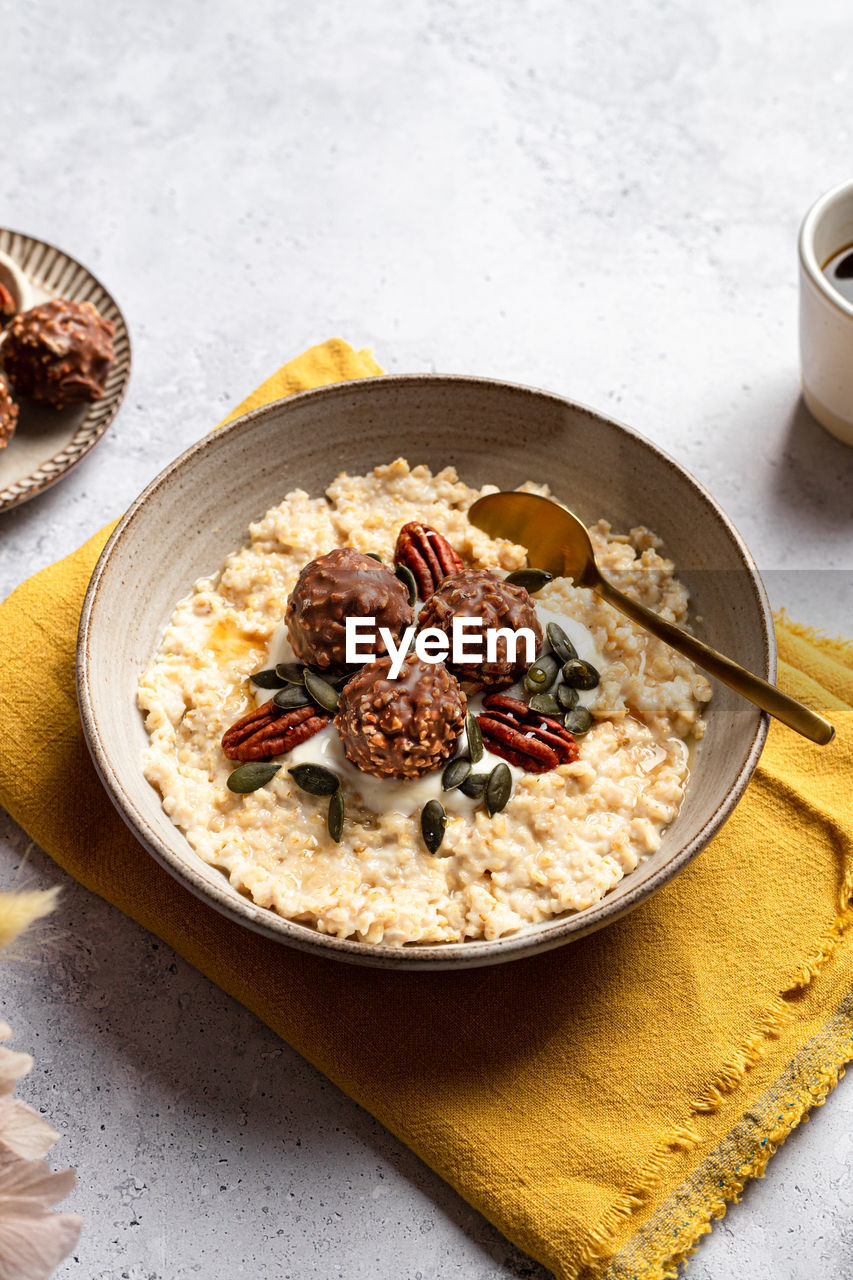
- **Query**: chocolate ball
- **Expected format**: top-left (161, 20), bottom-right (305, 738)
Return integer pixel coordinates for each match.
top-left (0, 376), bottom-right (18, 449)
top-left (416, 568), bottom-right (542, 689)
top-left (3, 299), bottom-right (115, 409)
top-left (285, 547), bottom-right (413, 675)
top-left (334, 654), bottom-right (465, 779)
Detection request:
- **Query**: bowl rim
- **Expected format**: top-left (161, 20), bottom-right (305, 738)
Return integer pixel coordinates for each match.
top-left (77, 373), bottom-right (774, 969)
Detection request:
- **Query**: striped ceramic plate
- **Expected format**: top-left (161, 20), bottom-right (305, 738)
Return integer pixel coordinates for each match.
top-left (0, 229), bottom-right (131, 512)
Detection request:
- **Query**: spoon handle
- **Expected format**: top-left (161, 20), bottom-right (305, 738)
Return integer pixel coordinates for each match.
top-left (594, 576), bottom-right (835, 746)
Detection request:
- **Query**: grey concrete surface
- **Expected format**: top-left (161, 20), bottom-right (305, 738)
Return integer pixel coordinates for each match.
top-left (1, 0), bottom-right (852, 1276)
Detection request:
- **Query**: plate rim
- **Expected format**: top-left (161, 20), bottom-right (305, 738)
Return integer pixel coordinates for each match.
top-left (0, 227), bottom-right (132, 512)
top-left (77, 373), bottom-right (775, 969)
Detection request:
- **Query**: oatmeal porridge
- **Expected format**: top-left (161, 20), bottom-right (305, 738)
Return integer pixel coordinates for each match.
top-left (137, 459), bottom-right (712, 945)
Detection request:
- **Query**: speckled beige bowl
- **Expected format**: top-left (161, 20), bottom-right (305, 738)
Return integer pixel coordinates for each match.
top-left (77, 375), bottom-right (774, 969)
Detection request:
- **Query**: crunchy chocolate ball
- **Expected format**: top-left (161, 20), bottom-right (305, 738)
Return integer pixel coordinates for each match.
top-left (285, 547), bottom-right (413, 675)
top-left (2, 298), bottom-right (115, 409)
top-left (416, 568), bottom-right (542, 689)
top-left (0, 376), bottom-right (18, 449)
top-left (334, 654), bottom-right (465, 779)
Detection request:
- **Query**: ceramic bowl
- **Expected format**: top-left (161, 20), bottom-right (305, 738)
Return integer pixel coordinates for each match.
top-left (77, 375), bottom-right (774, 969)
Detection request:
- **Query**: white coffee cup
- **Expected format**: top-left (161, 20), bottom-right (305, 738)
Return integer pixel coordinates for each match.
top-left (799, 179), bottom-right (853, 446)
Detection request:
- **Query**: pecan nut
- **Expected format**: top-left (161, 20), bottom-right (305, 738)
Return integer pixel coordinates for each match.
top-left (222, 700), bottom-right (330, 761)
top-left (477, 693), bottom-right (579, 774)
top-left (394, 522), bottom-right (464, 599)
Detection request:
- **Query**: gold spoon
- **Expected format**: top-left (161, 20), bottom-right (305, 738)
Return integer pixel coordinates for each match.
top-left (468, 491), bottom-right (835, 746)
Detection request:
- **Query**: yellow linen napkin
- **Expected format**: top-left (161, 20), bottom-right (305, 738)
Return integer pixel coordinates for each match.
top-left (1, 338), bottom-right (851, 1280)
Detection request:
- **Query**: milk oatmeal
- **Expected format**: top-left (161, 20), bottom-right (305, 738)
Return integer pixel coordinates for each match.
top-left (137, 459), bottom-right (712, 945)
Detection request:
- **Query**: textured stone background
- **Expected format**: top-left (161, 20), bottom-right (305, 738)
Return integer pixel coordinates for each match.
top-left (1, 0), bottom-right (852, 1276)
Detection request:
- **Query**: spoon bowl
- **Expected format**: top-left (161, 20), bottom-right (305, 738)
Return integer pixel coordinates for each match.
top-left (472, 489), bottom-right (597, 585)
top-left (469, 490), bottom-right (835, 746)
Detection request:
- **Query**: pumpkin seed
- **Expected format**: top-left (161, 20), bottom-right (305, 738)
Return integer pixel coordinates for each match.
top-left (327, 788), bottom-right (345, 842)
top-left (226, 762), bottom-right (281, 793)
top-left (486, 762), bottom-right (512, 815)
top-left (366, 552), bottom-right (383, 562)
top-left (303, 669), bottom-right (340, 713)
top-left (251, 667), bottom-right (289, 689)
top-left (524, 653), bottom-right (559, 693)
top-left (395, 563), bottom-right (417, 606)
top-left (421, 799), bottom-right (447, 854)
top-left (528, 692), bottom-right (560, 715)
top-left (545, 621), bottom-right (578, 664)
top-left (557, 682), bottom-right (579, 710)
top-left (275, 661), bottom-right (306, 684)
top-left (459, 772), bottom-right (489, 799)
top-left (563, 705), bottom-right (593, 735)
top-left (561, 658), bottom-right (600, 690)
top-left (273, 685), bottom-right (312, 710)
top-left (442, 757), bottom-right (472, 791)
top-left (288, 763), bottom-right (341, 796)
top-left (313, 668), bottom-right (356, 688)
top-left (504, 568), bottom-right (553, 593)
top-left (466, 710), bottom-right (483, 763)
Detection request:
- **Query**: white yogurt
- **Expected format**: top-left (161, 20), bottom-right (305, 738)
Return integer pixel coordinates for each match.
top-left (267, 624), bottom-right (298, 668)
top-left (534, 602), bottom-right (601, 670)
top-left (287, 722), bottom-right (519, 816)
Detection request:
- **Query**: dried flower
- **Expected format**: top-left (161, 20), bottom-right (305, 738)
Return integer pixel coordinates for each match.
top-left (0, 889), bottom-right (58, 952)
top-left (0, 892), bottom-right (81, 1278)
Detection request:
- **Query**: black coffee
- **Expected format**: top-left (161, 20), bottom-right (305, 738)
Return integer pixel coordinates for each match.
top-left (823, 245), bottom-right (853, 304)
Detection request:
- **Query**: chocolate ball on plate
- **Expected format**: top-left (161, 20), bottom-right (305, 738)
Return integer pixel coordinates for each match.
top-left (0, 376), bottom-right (19, 449)
top-left (416, 568), bottom-right (542, 689)
top-left (285, 546), bottom-right (413, 675)
top-left (335, 653), bottom-right (466, 779)
top-left (3, 298), bottom-right (115, 409)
